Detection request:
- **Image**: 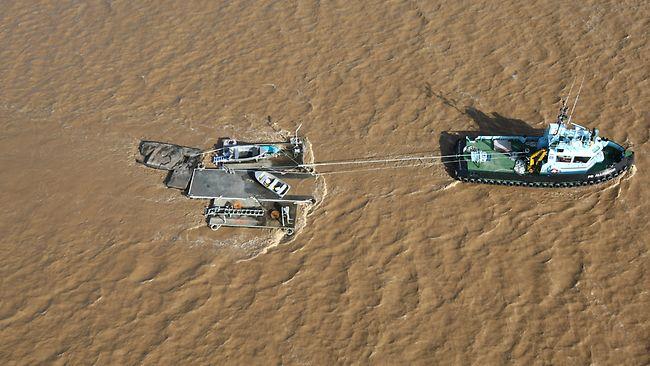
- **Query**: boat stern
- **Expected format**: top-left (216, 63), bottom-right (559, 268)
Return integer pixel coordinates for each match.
top-left (453, 138), bottom-right (469, 179)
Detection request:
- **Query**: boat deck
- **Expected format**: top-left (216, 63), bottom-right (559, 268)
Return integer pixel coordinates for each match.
top-left (463, 138), bottom-right (627, 176)
top-left (465, 139), bottom-right (518, 172)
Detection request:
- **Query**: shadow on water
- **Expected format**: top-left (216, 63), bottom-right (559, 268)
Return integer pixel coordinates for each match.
top-left (434, 90), bottom-right (545, 177)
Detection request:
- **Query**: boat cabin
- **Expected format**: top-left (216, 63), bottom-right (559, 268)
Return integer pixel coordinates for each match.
top-left (537, 122), bottom-right (606, 174)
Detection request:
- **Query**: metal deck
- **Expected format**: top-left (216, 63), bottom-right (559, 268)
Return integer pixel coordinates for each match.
top-left (186, 168), bottom-right (315, 203)
top-left (205, 199), bottom-right (299, 234)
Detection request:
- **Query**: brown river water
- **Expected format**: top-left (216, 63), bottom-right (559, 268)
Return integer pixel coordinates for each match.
top-left (0, 1), bottom-right (648, 364)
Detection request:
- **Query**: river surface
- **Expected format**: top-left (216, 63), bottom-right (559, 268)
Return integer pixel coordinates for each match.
top-left (0, 1), bottom-right (648, 364)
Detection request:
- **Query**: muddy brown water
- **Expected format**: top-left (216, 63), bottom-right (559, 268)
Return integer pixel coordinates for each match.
top-left (0, 1), bottom-right (648, 364)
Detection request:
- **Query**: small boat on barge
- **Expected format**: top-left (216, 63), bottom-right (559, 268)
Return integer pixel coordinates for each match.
top-left (212, 139), bottom-right (281, 163)
top-left (255, 171), bottom-right (291, 197)
top-left (454, 100), bottom-right (634, 188)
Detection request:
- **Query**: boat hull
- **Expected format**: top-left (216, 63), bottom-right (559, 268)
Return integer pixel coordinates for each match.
top-left (453, 138), bottom-right (634, 187)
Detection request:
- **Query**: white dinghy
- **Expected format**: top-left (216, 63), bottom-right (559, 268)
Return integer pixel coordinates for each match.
top-left (254, 171), bottom-right (291, 198)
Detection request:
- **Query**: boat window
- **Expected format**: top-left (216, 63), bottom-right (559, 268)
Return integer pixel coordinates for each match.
top-left (557, 155), bottom-right (572, 163)
top-left (574, 156), bottom-right (590, 163)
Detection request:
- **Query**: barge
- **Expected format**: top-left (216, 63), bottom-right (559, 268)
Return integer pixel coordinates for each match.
top-left (137, 136), bottom-right (316, 236)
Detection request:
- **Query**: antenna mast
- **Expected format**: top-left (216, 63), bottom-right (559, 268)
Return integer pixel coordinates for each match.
top-left (567, 76), bottom-right (585, 126)
top-left (295, 123), bottom-right (302, 140)
top-left (557, 76), bottom-right (576, 125)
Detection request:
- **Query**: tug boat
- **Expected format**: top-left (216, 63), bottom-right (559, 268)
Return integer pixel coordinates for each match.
top-left (254, 171), bottom-right (291, 197)
top-left (213, 139), bottom-right (281, 163)
top-left (454, 101), bottom-right (634, 188)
